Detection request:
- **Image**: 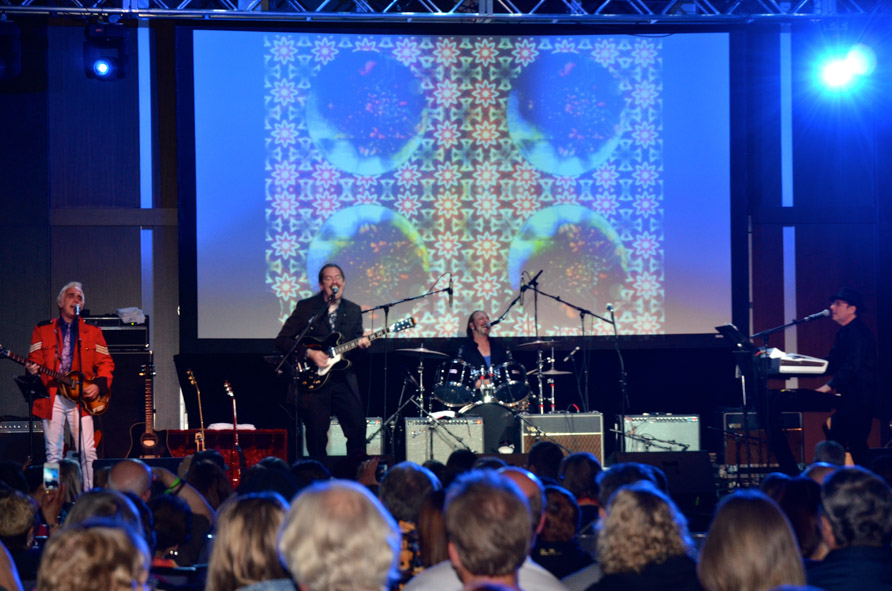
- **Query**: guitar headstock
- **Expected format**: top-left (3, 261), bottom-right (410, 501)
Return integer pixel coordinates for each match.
top-left (224, 380), bottom-right (234, 398)
top-left (390, 317), bottom-right (417, 334)
top-left (186, 369), bottom-right (197, 387)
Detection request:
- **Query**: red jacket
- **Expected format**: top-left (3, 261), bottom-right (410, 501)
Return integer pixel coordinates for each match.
top-left (29, 317), bottom-right (115, 419)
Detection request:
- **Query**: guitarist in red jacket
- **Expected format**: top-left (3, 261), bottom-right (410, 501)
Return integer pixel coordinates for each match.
top-left (26, 281), bottom-right (115, 490)
top-left (275, 264), bottom-right (370, 458)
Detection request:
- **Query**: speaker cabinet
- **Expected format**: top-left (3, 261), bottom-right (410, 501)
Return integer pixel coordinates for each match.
top-left (405, 417), bottom-right (484, 464)
top-left (723, 411), bottom-right (803, 465)
top-left (0, 421), bottom-right (45, 463)
top-left (621, 415), bottom-right (700, 453)
top-left (519, 413), bottom-right (603, 465)
top-left (301, 417), bottom-right (384, 457)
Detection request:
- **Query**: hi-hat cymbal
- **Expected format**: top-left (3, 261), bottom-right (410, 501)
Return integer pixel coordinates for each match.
top-left (514, 340), bottom-right (557, 351)
top-left (527, 368), bottom-right (573, 376)
top-left (394, 347), bottom-right (449, 359)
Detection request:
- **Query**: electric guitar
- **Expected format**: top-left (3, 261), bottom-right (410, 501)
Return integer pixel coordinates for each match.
top-left (0, 345), bottom-right (111, 416)
top-left (127, 354), bottom-right (169, 458)
top-left (295, 317), bottom-right (416, 391)
top-left (186, 369), bottom-right (207, 452)
top-left (224, 380), bottom-right (247, 488)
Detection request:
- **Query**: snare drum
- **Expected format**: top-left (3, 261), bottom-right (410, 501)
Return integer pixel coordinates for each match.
top-left (434, 359), bottom-right (478, 407)
top-left (491, 361), bottom-right (530, 406)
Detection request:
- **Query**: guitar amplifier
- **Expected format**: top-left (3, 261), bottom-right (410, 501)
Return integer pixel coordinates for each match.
top-left (302, 417), bottom-right (384, 456)
top-left (0, 421), bottom-right (45, 463)
top-left (621, 415), bottom-right (700, 453)
top-left (520, 413), bottom-right (604, 465)
top-left (405, 417), bottom-right (484, 464)
top-left (723, 411), bottom-right (803, 465)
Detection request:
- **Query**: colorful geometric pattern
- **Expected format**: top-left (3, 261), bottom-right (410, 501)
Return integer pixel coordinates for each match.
top-left (264, 33), bottom-right (664, 338)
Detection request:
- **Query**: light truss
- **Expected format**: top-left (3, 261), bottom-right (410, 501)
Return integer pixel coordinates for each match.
top-left (0, 0), bottom-right (888, 22)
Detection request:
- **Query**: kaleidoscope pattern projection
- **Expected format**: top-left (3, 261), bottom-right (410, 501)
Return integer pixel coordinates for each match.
top-left (264, 34), bottom-right (664, 338)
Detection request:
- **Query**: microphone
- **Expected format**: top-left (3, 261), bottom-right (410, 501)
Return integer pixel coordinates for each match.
top-left (606, 303), bottom-right (614, 313)
top-left (563, 346), bottom-right (580, 363)
top-left (448, 274), bottom-right (454, 309)
top-left (328, 286), bottom-right (339, 302)
top-left (528, 269), bottom-right (543, 286)
top-left (489, 319), bottom-right (501, 327)
top-left (520, 282), bottom-right (525, 311)
top-left (74, 304), bottom-right (80, 317)
top-left (800, 309), bottom-right (830, 322)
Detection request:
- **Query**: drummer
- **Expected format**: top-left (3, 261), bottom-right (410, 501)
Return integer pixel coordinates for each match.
top-left (457, 310), bottom-right (512, 391)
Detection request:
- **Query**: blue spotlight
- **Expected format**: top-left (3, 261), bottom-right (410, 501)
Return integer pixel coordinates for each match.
top-left (818, 44), bottom-right (876, 91)
top-left (91, 58), bottom-right (113, 78)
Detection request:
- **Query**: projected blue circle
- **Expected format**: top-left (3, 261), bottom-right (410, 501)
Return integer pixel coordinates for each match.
top-left (93, 59), bottom-right (112, 77)
top-left (507, 55), bottom-right (625, 176)
top-left (507, 204), bottom-right (628, 307)
top-left (306, 51), bottom-right (427, 176)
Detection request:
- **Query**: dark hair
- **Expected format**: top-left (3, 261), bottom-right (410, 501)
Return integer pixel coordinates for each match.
top-left (318, 263), bottom-right (345, 283)
top-left (237, 465), bottom-right (298, 502)
top-left (821, 466), bottom-right (892, 547)
top-left (466, 310), bottom-right (485, 339)
top-left (560, 452), bottom-right (602, 501)
top-left (541, 485), bottom-right (580, 542)
top-left (379, 462), bottom-right (441, 523)
top-left (290, 459), bottom-right (331, 492)
top-left (148, 494), bottom-right (192, 553)
top-left (777, 476), bottom-right (823, 558)
top-left (597, 462), bottom-right (658, 508)
top-left (813, 440), bottom-right (846, 466)
top-left (527, 441), bottom-right (564, 481)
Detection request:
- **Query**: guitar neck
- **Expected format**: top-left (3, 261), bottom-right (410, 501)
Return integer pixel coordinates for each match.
top-left (2, 348), bottom-right (72, 386)
top-left (331, 326), bottom-right (390, 356)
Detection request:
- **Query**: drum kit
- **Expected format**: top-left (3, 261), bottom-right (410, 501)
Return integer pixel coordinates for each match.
top-left (393, 340), bottom-right (574, 454)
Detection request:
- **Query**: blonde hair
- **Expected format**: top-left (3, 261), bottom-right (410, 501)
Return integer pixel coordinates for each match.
top-left (596, 482), bottom-right (693, 574)
top-left (279, 480), bottom-right (400, 591)
top-left (698, 491), bottom-right (806, 591)
top-left (206, 493), bottom-right (289, 591)
top-left (37, 522), bottom-right (148, 591)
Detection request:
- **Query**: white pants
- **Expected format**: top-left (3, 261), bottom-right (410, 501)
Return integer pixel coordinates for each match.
top-left (43, 395), bottom-right (96, 491)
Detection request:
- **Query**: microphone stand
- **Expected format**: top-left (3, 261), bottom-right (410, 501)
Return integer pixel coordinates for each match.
top-left (73, 313), bottom-right (87, 482)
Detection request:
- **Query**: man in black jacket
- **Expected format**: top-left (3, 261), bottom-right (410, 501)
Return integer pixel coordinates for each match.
top-left (275, 264), bottom-right (369, 457)
top-left (816, 287), bottom-right (878, 466)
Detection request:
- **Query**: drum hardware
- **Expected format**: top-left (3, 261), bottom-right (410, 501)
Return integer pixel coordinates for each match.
top-left (395, 346), bottom-right (448, 413)
top-left (433, 358), bottom-right (478, 407)
top-left (513, 339), bottom-right (557, 351)
top-left (458, 400), bottom-right (519, 454)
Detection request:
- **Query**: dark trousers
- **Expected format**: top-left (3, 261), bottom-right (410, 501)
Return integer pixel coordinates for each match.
top-left (828, 403), bottom-right (873, 466)
top-left (298, 377), bottom-right (367, 457)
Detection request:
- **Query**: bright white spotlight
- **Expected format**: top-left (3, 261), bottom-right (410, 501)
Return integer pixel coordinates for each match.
top-left (822, 57), bottom-right (854, 88)
top-left (819, 43), bottom-right (876, 91)
top-left (846, 44), bottom-right (876, 76)
top-left (92, 58), bottom-right (112, 77)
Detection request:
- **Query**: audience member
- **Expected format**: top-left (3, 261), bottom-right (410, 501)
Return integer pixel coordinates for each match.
top-left (559, 453), bottom-right (602, 534)
top-left (0, 489), bottom-right (41, 582)
top-left (813, 440), bottom-right (847, 466)
top-left (444, 450), bottom-right (478, 487)
top-left (63, 489), bottom-right (149, 552)
top-left (801, 462), bottom-right (835, 484)
top-left (206, 493), bottom-right (293, 591)
top-left (527, 441), bottom-right (565, 485)
top-left (588, 482), bottom-right (699, 591)
top-left (698, 490), bottom-right (805, 591)
top-left (473, 457), bottom-right (509, 471)
top-left (776, 477), bottom-right (827, 560)
top-left (596, 463), bottom-right (659, 515)
top-left (422, 460), bottom-right (448, 485)
top-left (237, 464), bottom-right (299, 501)
top-left (107, 459), bottom-right (153, 501)
top-left (148, 494), bottom-right (192, 567)
top-left (378, 462), bottom-right (441, 588)
top-left (417, 489), bottom-right (448, 568)
top-left (0, 539), bottom-right (24, 591)
top-left (290, 459), bottom-right (331, 493)
top-left (36, 520), bottom-right (150, 591)
top-left (185, 458), bottom-right (234, 511)
top-left (759, 472), bottom-right (792, 502)
top-left (279, 480), bottom-right (400, 591)
top-left (58, 458), bottom-right (82, 508)
top-left (444, 471), bottom-right (532, 589)
top-left (806, 466), bottom-right (892, 591)
top-left (532, 486), bottom-right (594, 579)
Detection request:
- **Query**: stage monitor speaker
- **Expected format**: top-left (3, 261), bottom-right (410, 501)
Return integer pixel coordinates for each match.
top-left (0, 421), bottom-right (45, 463)
top-left (612, 451), bottom-right (715, 497)
top-left (519, 413), bottom-right (603, 465)
top-left (301, 417), bottom-right (383, 457)
top-left (405, 417), bottom-right (484, 464)
top-left (621, 414), bottom-right (700, 453)
top-left (723, 411), bottom-right (803, 465)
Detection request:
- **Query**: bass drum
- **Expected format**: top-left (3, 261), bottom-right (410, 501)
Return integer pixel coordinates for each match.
top-left (458, 401), bottom-right (519, 454)
top-left (491, 361), bottom-right (530, 406)
top-left (433, 359), bottom-right (478, 407)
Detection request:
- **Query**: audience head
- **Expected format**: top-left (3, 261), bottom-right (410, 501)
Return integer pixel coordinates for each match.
top-left (445, 471), bottom-right (531, 583)
top-left (290, 459), bottom-right (331, 492)
top-left (473, 457), bottom-right (509, 471)
top-left (378, 461), bottom-right (441, 523)
top-left (597, 481), bottom-right (692, 575)
top-left (777, 477), bottom-right (824, 559)
top-left (0, 489), bottom-right (37, 551)
top-left (698, 490), bottom-right (805, 591)
top-left (207, 492), bottom-right (289, 591)
top-left (813, 440), bottom-right (846, 466)
top-left (59, 458), bottom-right (83, 503)
top-left (417, 488), bottom-right (448, 567)
top-left (185, 458), bottom-right (234, 511)
top-left (107, 459), bottom-right (153, 500)
top-left (759, 472), bottom-right (792, 502)
top-left (237, 464), bottom-right (298, 501)
top-left (820, 466), bottom-right (892, 548)
top-left (279, 480), bottom-right (400, 591)
top-left (596, 462), bottom-right (658, 509)
top-left (37, 520), bottom-right (149, 591)
top-left (559, 452), bottom-right (602, 503)
top-left (526, 441), bottom-right (564, 483)
top-left (148, 494), bottom-right (192, 558)
top-left (802, 462), bottom-right (835, 485)
top-left (540, 485), bottom-right (581, 543)
top-left (498, 467), bottom-right (546, 536)
top-left (445, 449), bottom-right (478, 486)
top-left (421, 460), bottom-right (448, 485)
top-left (63, 490), bottom-right (146, 542)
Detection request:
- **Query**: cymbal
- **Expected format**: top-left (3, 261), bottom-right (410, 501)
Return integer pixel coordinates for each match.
top-left (394, 347), bottom-right (449, 359)
top-left (527, 368), bottom-right (573, 376)
top-left (513, 340), bottom-right (557, 351)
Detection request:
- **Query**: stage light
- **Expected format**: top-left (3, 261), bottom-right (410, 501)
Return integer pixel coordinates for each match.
top-left (818, 43), bottom-right (876, 91)
top-left (0, 20), bottom-right (22, 81)
top-left (83, 23), bottom-right (128, 81)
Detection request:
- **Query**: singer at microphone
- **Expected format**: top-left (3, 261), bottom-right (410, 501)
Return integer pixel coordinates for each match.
top-left (274, 263), bottom-right (370, 458)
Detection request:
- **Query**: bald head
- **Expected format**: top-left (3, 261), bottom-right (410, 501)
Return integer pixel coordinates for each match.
top-left (498, 467), bottom-right (545, 535)
top-left (108, 460), bottom-right (152, 500)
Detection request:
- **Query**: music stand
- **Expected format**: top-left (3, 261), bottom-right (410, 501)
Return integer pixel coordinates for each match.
top-left (14, 375), bottom-right (48, 463)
